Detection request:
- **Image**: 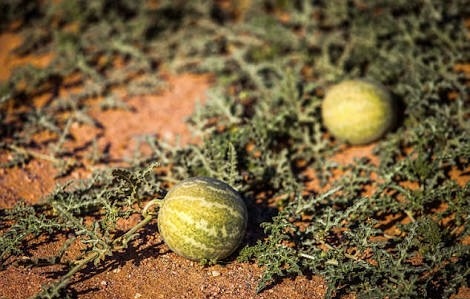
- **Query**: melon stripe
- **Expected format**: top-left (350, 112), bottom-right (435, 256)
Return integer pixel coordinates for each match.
top-left (161, 222), bottom-right (233, 253)
top-left (164, 195), bottom-right (245, 219)
top-left (160, 205), bottom-right (243, 248)
top-left (168, 184), bottom-right (242, 204)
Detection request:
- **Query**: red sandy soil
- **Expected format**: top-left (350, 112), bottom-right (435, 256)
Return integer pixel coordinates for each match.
top-left (0, 31), bottom-right (469, 299)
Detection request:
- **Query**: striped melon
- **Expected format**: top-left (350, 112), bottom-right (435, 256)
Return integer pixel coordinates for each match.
top-left (157, 177), bottom-right (248, 262)
top-left (321, 79), bottom-right (396, 145)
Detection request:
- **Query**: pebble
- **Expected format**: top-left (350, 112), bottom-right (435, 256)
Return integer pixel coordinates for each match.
top-left (112, 267), bottom-right (121, 274)
top-left (210, 270), bottom-right (221, 277)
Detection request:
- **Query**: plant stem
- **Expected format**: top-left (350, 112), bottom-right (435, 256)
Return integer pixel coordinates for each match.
top-left (112, 214), bottom-right (154, 249)
top-left (35, 209), bottom-right (158, 298)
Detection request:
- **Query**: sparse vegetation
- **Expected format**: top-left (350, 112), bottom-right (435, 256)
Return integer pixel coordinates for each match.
top-left (0, 1), bottom-right (469, 298)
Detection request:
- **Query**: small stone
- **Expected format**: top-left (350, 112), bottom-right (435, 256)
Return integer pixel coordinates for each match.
top-left (210, 270), bottom-right (221, 277)
top-left (134, 293), bottom-right (142, 299)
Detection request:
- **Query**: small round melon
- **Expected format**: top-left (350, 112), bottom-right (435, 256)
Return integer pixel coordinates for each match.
top-left (321, 79), bottom-right (395, 145)
top-left (157, 177), bottom-right (248, 262)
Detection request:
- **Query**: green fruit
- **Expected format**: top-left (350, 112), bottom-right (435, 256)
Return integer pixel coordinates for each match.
top-left (321, 79), bottom-right (395, 145)
top-left (157, 177), bottom-right (248, 262)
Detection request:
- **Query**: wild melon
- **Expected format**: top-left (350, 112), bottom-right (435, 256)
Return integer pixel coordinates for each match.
top-left (321, 79), bottom-right (396, 145)
top-left (157, 177), bottom-right (248, 262)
